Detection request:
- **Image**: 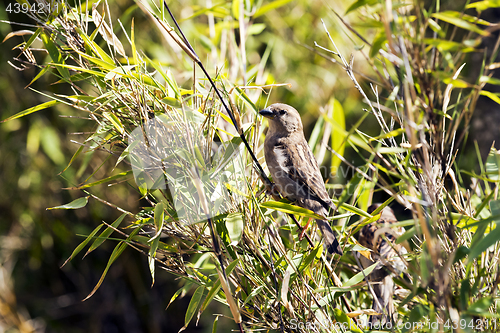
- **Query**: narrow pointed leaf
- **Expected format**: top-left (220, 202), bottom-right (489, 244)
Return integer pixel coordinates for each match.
top-left (47, 196), bottom-right (89, 210)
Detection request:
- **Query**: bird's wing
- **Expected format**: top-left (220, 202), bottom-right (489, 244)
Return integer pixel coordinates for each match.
top-left (273, 138), bottom-right (334, 210)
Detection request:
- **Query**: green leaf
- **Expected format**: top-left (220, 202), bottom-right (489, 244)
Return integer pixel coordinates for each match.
top-left (376, 147), bottom-right (407, 154)
top-left (431, 12), bottom-right (489, 36)
top-left (26, 64), bottom-right (51, 88)
top-left (485, 147), bottom-right (500, 180)
top-left (47, 196), bottom-right (89, 210)
top-left (467, 200), bottom-right (500, 263)
top-left (232, 0), bottom-right (240, 18)
top-left (60, 145), bottom-right (85, 175)
top-left (260, 200), bottom-right (325, 220)
top-left (466, 297), bottom-right (494, 315)
top-left (298, 246), bottom-right (321, 273)
top-left (200, 259), bottom-right (240, 312)
top-left (181, 2), bottom-right (229, 21)
top-left (408, 304), bottom-right (426, 330)
top-left (76, 27), bottom-right (115, 65)
top-left (480, 75), bottom-right (500, 85)
top-left (253, 0), bottom-right (294, 18)
top-left (467, 0), bottom-right (500, 11)
top-left (234, 86), bottom-right (259, 113)
top-left (442, 78), bottom-right (471, 88)
top-left (149, 203), bottom-right (165, 284)
top-left (331, 199), bottom-right (372, 218)
top-left (369, 128), bottom-right (405, 141)
top-left (329, 98), bottom-right (346, 176)
top-left (161, 96), bottom-right (182, 107)
top-left (247, 23), bottom-right (266, 35)
top-left (346, 0), bottom-right (378, 14)
top-left (40, 32), bottom-right (70, 81)
top-left (309, 113), bottom-right (325, 152)
top-left (242, 285), bottom-right (264, 306)
top-left (343, 262), bottom-right (377, 287)
top-left (65, 170), bottom-right (134, 189)
top-left (480, 91), bottom-right (500, 104)
top-left (184, 286), bottom-right (205, 328)
top-left (424, 38), bottom-right (474, 52)
top-left (433, 11), bottom-right (491, 26)
top-left (61, 224), bottom-right (104, 267)
top-left (103, 111), bottom-right (124, 134)
top-left (1, 100), bottom-right (59, 123)
top-left (166, 287), bottom-right (183, 309)
top-left (83, 241), bottom-right (128, 301)
top-left (41, 126), bottom-right (65, 165)
top-left (427, 18), bottom-right (446, 38)
top-left (74, 49), bottom-right (115, 71)
top-left (370, 29), bottom-right (387, 58)
top-left (85, 213), bottom-right (127, 256)
top-left (212, 316), bottom-right (219, 333)
top-left (397, 227), bottom-right (415, 244)
top-left (22, 28), bottom-right (42, 51)
top-left (225, 213), bottom-right (244, 245)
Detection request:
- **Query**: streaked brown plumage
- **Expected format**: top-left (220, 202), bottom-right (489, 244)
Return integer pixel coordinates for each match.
top-left (259, 103), bottom-right (342, 255)
top-left (357, 204), bottom-right (406, 325)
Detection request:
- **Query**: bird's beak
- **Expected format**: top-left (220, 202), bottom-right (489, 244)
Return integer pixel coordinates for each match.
top-left (259, 108), bottom-right (274, 118)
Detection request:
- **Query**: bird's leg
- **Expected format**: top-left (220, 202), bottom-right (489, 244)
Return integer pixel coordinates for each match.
top-left (298, 218), bottom-right (311, 240)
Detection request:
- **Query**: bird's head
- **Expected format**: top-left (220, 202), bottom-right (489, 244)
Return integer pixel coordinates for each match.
top-left (259, 103), bottom-right (303, 134)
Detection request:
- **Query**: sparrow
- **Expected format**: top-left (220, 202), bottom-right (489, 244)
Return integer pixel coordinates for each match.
top-left (259, 103), bottom-right (342, 255)
top-left (357, 204), bottom-right (407, 325)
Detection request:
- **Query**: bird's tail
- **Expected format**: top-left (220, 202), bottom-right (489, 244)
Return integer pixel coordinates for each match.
top-left (370, 275), bottom-right (395, 326)
top-left (316, 219), bottom-right (342, 255)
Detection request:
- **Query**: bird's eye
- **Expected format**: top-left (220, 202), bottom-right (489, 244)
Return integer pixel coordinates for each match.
top-left (279, 109), bottom-right (287, 115)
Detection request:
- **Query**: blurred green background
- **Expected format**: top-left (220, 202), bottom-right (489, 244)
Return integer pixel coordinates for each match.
top-left (0, 0), bottom-right (498, 332)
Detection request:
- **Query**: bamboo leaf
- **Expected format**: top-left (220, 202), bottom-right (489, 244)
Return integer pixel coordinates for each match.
top-left (431, 12), bottom-right (489, 36)
top-left (1, 100), bottom-right (59, 123)
top-left (83, 241), bottom-right (128, 301)
top-left (64, 170), bottom-right (134, 190)
top-left (26, 65), bottom-right (51, 88)
top-left (103, 111), bottom-right (124, 134)
top-left (467, 0), bottom-right (500, 11)
top-left (184, 286), bottom-right (205, 328)
top-left (466, 297), bottom-right (494, 316)
top-left (61, 224), bottom-right (104, 267)
top-left (346, 0), bottom-right (378, 14)
top-left (467, 200), bottom-right (500, 263)
top-left (254, 0), bottom-right (294, 18)
top-left (200, 259), bottom-right (240, 312)
top-left (60, 145), bottom-right (85, 174)
top-left (343, 262), bottom-right (377, 287)
top-left (331, 199), bottom-right (372, 218)
top-left (370, 29), bottom-right (386, 58)
top-left (47, 196), bottom-right (89, 210)
top-left (260, 200), bottom-right (325, 220)
top-left (329, 98), bottom-right (346, 176)
top-left (85, 213), bottom-right (127, 256)
top-left (40, 32), bottom-right (70, 81)
top-left (225, 213), bottom-right (244, 245)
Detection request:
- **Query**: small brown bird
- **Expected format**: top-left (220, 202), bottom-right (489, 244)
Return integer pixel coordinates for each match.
top-left (259, 103), bottom-right (342, 255)
top-left (357, 204), bottom-right (407, 325)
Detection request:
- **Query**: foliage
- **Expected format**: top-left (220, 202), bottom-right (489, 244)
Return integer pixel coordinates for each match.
top-left (2, 0), bottom-right (500, 332)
